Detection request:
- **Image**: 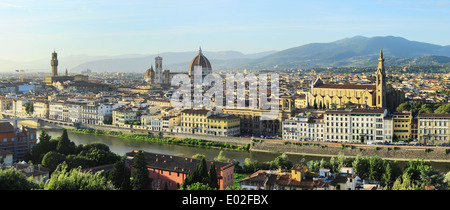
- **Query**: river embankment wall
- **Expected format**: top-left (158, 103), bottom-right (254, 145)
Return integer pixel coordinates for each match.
top-left (250, 140), bottom-right (450, 162)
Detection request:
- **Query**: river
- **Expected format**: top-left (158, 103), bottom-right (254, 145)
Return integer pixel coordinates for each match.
top-left (41, 129), bottom-right (327, 165)
top-left (41, 129), bottom-right (450, 173)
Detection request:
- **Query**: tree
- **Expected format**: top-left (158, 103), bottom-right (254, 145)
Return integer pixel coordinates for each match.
top-left (130, 150), bottom-right (152, 190)
top-left (382, 163), bottom-right (394, 188)
top-left (392, 173), bottom-right (420, 190)
top-left (109, 156), bottom-right (131, 190)
top-left (403, 159), bottom-right (432, 183)
top-left (56, 129), bottom-right (76, 155)
top-left (192, 153), bottom-right (206, 159)
top-left (31, 129), bottom-right (52, 164)
top-left (43, 162), bottom-right (114, 190)
top-left (199, 158), bottom-right (209, 179)
top-left (208, 162), bottom-right (219, 189)
top-left (368, 155), bottom-right (385, 181)
top-left (0, 168), bottom-right (39, 190)
top-left (214, 151), bottom-right (230, 162)
top-left (307, 160), bottom-right (320, 173)
top-left (443, 171), bottom-right (450, 189)
top-left (183, 182), bottom-right (215, 190)
top-left (25, 101), bottom-right (34, 115)
top-left (434, 104), bottom-right (450, 114)
top-left (41, 151), bottom-right (66, 172)
top-left (182, 158), bottom-right (219, 190)
top-left (419, 104), bottom-right (434, 114)
top-left (419, 168), bottom-right (445, 189)
top-left (352, 154), bottom-right (370, 180)
top-left (396, 102), bottom-right (412, 113)
top-left (273, 152), bottom-right (293, 170)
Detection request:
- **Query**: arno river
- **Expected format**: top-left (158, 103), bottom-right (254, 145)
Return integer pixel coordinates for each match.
top-left (41, 129), bottom-right (450, 173)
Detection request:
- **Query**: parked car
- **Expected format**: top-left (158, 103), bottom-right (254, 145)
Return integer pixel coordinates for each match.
top-left (396, 141), bottom-right (406, 145)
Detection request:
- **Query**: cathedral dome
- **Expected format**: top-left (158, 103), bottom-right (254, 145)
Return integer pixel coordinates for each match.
top-left (189, 47), bottom-right (212, 76)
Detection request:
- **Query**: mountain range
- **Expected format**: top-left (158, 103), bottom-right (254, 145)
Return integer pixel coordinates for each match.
top-left (3, 35), bottom-right (450, 73)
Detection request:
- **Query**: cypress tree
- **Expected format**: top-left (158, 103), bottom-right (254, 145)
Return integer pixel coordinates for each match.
top-left (56, 129), bottom-right (75, 155)
top-left (109, 156), bottom-right (131, 190)
top-left (198, 158), bottom-right (208, 183)
top-left (32, 129), bottom-right (52, 163)
top-left (131, 150), bottom-right (152, 190)
top-left (208, 162), bottom-right (219, 189)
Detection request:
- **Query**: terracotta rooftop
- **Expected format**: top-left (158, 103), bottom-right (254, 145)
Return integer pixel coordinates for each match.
top-left (0, 121), bottom-right (14, 133)
top-left (125, 150), bottom-right (234, 174)
top-left (325, 108), bottom-right (385, 114)
top-left (418, 113), bottom-right (450, 118)
top-left (181, 109), bottom-right (211, 115)
top-left (315, 83), bottom-right (376, 90)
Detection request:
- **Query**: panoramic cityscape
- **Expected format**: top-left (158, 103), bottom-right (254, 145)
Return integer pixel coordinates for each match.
top-left (2, 0), bottom-right (450, 205)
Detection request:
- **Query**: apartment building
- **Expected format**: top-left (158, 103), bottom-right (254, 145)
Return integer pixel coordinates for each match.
top-left (81, 104), bottom-right (99, 125)
top-left (180, 109), bottom-right (241, 136)
top-left (49, 101), bottom-right (64, 121)
top-left (323, 108), bottom-right (388, 143)
top-left (161, 115), bottom-right (181, 132)
top-left (0, 122), bottom-right (37, 161)
top-left (180, 109), bottom-right (211, 135)
top-left (393, 112), bottom-right (412, 141)
top-left (112, 106), bottom-right (141, 126)
top-left (282, 114), bottom-right (324, 141)
top-left (33, 100), bottom-right (49, 119)
top-left (67, 101), bottom-right (86, 123)
top-left (417, 113), bottom-right (450, 145)
top-left (206, 114), bottom-right (240, 137)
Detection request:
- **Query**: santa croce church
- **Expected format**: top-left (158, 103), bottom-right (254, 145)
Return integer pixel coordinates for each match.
top-left (308, 50), bottom-right (405, 112)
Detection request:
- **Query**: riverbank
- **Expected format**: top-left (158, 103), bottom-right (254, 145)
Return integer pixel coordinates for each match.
top-left (40, 120), bottom-right (450, 163)
top-left (251, 139), bottom-right (450, 163)
top-left (66, 128), bottom-right (251, 152)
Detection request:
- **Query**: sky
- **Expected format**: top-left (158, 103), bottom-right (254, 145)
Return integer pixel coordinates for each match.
top-left (1, 0), bottom-right (450, 62)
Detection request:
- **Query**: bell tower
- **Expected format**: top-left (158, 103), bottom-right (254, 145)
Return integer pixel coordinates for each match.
top-left (376, 49), bottom-right (386, 108)
top-left (155, 56), bottom-right (163, 84)
top-left (51, 50), bottom-right (58, 77)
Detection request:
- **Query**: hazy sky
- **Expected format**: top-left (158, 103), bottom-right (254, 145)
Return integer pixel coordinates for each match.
top-left (1, 0), bottom-right (450, 61)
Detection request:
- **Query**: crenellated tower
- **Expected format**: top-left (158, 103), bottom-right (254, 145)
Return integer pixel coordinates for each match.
top-left (51, 50), bottom-right (58, 77)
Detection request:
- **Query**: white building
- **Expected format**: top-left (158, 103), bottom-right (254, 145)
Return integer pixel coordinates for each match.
top-left (33, 100), bottom-right (49, 119)
top-left (282, 114), bottom-right (324, 141)
top-left (417, 113), bottom-right (450, 145)
top-left (49, 101), bottom-right (64, 121)
top-left (323, 108), bottom-right (388, 143)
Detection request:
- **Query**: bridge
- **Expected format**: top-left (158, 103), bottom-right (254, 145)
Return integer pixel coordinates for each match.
top-left (0, 112), bottom-right (76, 129)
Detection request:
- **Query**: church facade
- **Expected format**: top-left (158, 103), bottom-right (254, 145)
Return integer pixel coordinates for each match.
top-left (307, 50), bottom-right (404, 112)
